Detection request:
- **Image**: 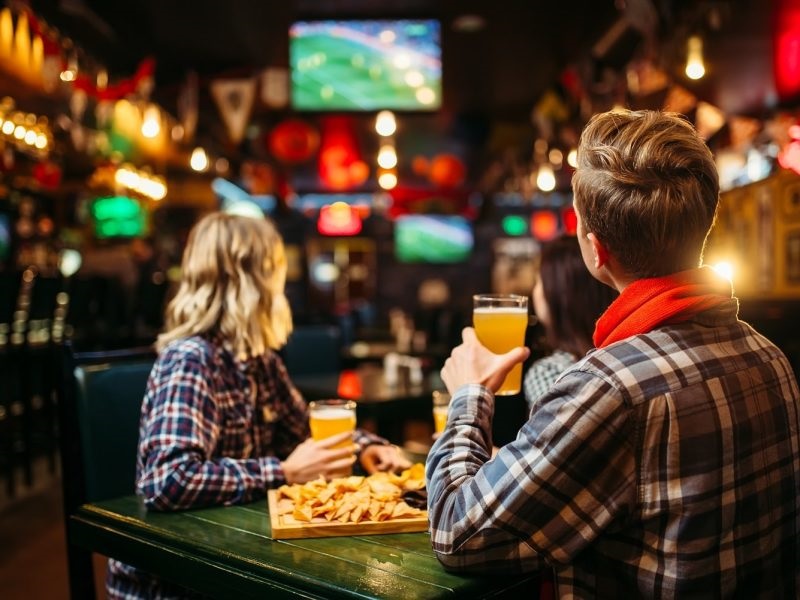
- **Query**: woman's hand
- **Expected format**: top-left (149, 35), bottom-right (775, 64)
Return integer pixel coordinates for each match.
top-left (280, 432), bottom-right (357, 484)
top-left (359, 444), bottom-right (412, 474)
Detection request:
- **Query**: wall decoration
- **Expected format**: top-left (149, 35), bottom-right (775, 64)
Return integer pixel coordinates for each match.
top-left (210, 77), bottom-right (257, 145)
top-left (177, 71), bottom-right (198, 142)
top-left (268, 119), bottom-right (319, 164)
top-left (782, 180), bottom-right (800, 220)
top-left (786, 228), bottom-right (800, 284)
top-left (428, 154), bottom-right (465, 188)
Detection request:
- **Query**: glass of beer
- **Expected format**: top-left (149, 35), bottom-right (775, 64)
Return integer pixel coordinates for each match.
top-left (308, 399), bottom-right (357, 476)
top-left (432, 390), bottom-right (451, 434)
top-left (473, 294), bottom-right (529, 395)
top-left (308, 399), bottom-right (357, 446)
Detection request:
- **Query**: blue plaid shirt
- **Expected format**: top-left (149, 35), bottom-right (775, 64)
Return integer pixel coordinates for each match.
top-left (427, 299), bottom-right (800, 598)
top-left (523, 349), bottom-right (577, 410)
top-left (107, 334), bottom-right (383, 599)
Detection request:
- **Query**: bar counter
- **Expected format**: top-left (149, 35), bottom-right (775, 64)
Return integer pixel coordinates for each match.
top-left (71, 495), bottom-right (540, 598)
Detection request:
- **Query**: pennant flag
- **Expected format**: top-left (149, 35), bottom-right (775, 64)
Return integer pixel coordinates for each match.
top-left (662, 85), bottom-right (697, 115)
top-left (695, 101), bottom-right (725, 140)
top-left (211, 78), bottom-right (257, 145)
top-left (728, 116), bottom-right (761, 149)
top-left (534, 89), bottom-right (570, 122)
top-left (626, 60), bottom-right (669, 96)
top-left (177, 71), bottom-right (198, 142)
top-left (261, 67), bottom-right (289, 109)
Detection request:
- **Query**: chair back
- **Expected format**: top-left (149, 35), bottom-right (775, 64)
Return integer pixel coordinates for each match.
top-left (74, 358), bottom-right (155, 501)
top-left (282, 324), bottom-right (342, 377)
top-left (57, 343), bottom-right (156, 600)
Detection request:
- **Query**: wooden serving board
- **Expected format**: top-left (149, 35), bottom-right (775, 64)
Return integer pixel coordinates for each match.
top-left (267, 490), bottom-right (429, 540)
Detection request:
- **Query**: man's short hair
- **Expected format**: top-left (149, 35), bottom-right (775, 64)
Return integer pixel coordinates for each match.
top-left (572, 110), bottom-right (719, 278)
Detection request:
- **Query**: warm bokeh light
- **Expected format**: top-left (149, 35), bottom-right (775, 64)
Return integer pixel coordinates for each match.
top-left (567, 148), bottom-right (578, 168)
top-left (190, 147), bottom-right (209, 172)
top-left (141, 105), bottom-right (161, 138)
top-left (59, 249), bottom-right (82, 278)
top-left (375, 111), bottom-right (396, 136)
top-left (378, 171), bottom-right (398, 189)
top-left (536, 163), bottom-right (556, 192)
top-left (685, 35), bottom-right (705, 80)
top-left (377, 145), bottom-right (397, 169)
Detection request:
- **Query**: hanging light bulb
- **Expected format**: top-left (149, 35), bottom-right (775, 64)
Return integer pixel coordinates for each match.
top-left (685, 35), bottom-right (705, 80)
top-left (60, 48), bottom-right (78, 82)
top-left (141, 104), bottom-right (161, 138)
top-left (378, 171), bottom-right (397, 189)
top-left (190, 146), bottom-right (209, 172)
top-left (375, 110), bottom-right (396, 136)
top-left (536, 163), bottom-right (556, 192)
top-left (377, 144), bottom-right (397, 169)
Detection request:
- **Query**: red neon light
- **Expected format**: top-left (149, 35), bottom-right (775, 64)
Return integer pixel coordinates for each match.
top-left (317, 202), bottom-right (363, 236)
top-left (561, 206), bottom-right (578, 235)
top-left (775, 0), bottom-right (800, 100)
top-left (531, 211), bottom-right (559, 241)
top-left (337, 370), bottom-right (362, 399)
top-left (318, 116), bottom-right (368, 190)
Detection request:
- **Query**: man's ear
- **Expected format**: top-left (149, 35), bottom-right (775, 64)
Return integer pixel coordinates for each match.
top-left (587, 232), bottom-right (610, 269)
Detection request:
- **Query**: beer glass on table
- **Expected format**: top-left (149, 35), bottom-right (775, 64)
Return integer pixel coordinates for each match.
top-left (432, 390), bottom-right (451, 435)
top-left (308, 399), bottom-right (357, 476)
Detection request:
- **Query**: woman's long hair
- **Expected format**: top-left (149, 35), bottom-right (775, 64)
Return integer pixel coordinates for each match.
top-left (539, 235), bottom-right (617, 357)
top-left (156, 212), bottom-right (292, 359)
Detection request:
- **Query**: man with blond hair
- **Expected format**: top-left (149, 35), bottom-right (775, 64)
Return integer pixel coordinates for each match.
top-left (427, 109), bottom-right (800, 597)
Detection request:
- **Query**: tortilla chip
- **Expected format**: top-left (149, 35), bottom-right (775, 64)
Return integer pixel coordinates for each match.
top-left (276, 463), bottom-right (427, 526)
top-left (292, 503), bottom-right (313, 522)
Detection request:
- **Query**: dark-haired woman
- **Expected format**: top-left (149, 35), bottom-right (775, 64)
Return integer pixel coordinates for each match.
top-left (523, 235), bottom-right (618, 408)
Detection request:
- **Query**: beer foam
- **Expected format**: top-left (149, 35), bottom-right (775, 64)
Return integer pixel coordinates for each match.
top-left (310, 408), bottom-right (356, 420)
top-left (473, 307), bottom-right (527, 314)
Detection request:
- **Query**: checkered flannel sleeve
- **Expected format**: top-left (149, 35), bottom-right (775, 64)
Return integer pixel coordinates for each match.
top-left (137, 349), bottom-right (287, 510)
top-left (425, 371), bottom-right (636, 573)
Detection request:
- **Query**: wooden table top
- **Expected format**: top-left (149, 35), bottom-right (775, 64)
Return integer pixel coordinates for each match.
top-left (71, 495), bottom-right (540, 599)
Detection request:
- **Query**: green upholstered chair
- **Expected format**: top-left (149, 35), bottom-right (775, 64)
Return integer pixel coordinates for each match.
top-left (281, 324), bottom-right (342, 377)
top-left (57, 343), bottom-right (156, 599)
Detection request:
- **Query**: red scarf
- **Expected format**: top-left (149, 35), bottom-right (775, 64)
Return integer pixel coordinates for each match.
top-left (593, 267), bottom-right (732, 349)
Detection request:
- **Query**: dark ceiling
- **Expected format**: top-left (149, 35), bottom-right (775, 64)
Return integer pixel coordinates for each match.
top-left (32, 1), bottom-right (776, 137)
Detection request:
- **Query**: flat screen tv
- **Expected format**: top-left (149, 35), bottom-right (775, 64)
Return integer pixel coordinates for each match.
top-left (395, 215), bottom-right (472, 263)
top-left (290, 19), bottom-right (441, 111)
top-left (91, 196), bottom-right (146, 239)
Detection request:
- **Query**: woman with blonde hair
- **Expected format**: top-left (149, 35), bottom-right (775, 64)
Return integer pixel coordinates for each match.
top-left (107, 212), bottom-right (408, 599)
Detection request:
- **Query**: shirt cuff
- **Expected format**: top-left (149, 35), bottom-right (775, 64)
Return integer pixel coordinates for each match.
top-left (452, 383), bottom-right (495, 420)
top-left (355, 428), bottom-right (388, 449)
top-left (260, 456), bottom-right (286, 487)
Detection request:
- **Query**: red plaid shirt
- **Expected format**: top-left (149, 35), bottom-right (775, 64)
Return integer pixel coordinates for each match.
top-left (107, 334), bottom-right (382, 599)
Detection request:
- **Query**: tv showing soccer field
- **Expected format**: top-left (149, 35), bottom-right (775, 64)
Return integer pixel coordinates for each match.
top-left (290, 19), bottom-right (441, 111)
top-left (395, 215), bottom-right (473, 263)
